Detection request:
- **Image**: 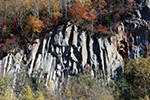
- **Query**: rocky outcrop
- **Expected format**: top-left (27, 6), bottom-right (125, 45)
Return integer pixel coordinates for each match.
top-left (0, 23), bottom-right (125, 92)
top-left (0, 0), bottom-right (150, 94)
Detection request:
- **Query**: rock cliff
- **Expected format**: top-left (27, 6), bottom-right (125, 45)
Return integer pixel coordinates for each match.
top-left (0, 0), bottom-right (150, 94)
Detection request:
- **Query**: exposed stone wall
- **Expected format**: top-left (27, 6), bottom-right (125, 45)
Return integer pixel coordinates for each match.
top-left (0, 0), bottom-right (150, 94)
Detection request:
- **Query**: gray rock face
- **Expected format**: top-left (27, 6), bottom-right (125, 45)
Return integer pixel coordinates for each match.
top-left (137, 0), bottom-right (150, 20)
top-left (124, 17), bottom-right (150, 58)
top-left (0, 0), bottom-right (150, 94)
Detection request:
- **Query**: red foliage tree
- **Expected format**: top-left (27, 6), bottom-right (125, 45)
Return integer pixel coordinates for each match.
top-left (97, 24), bottom-right (103, 30)
top-left (0, 36), bottom-right (20, 53)
top-left (1, 18), bottom-right (20, 39)
top-left (12, 18), bottom-right (20, 31)
top-left (113, 13), bottom-right (121, 22)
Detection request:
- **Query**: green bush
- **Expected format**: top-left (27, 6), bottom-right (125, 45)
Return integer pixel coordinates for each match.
top-left (117, 57), bottom-right (150, 99)
top-left (0, 76), bottom-right (18, 100)
top-left (63, 70), bottom-right (114, 100)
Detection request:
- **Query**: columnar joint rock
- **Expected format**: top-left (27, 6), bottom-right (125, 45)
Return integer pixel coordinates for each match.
top-left (0, 2), bottom-right (150, 93)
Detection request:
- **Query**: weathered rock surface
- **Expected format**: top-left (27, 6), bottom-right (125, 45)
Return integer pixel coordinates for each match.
top-left (0, 0), bottom-right (150, 94)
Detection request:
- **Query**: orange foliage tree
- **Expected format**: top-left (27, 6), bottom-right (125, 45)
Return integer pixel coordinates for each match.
top-left (91, 0), bottom-right (107, 11)
top-left (52, 12), bottom-right (63, 24)
top-left (70, 0), bottom-right (89, 20)
top-left (24, 14), bottom-right (45, 33)
top-left (70, 0), bottom-right (107, 21)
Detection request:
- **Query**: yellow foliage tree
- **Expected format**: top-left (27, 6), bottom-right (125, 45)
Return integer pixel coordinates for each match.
top-left (0, 76), bottom-right (18, 100)
top-left (22, 85), bottom-right (34, 100)
top-left (1, 88), bottom-right (18, 100)
top-left (123, 57), bottom-right (150, 99)
top-left (78, 0), bottom-right (91, 7)
top-left (39, 0), bottom-right (48, 10)
top-left (35, 92), bottom-right (45, 100)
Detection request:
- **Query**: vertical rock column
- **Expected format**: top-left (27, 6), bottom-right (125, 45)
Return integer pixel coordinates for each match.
top-left (80, 32), bottom-right (88, 69)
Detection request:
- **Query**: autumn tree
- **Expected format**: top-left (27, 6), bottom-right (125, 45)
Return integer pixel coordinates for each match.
top-left (91, 0), bottom-right (107, 24)
top-left (117, 57), bottom-right (150, 99)
top-left (22, 85), bottom-right (34, 100)
top-left (23, 14), bottom-right (44, 42)
top-left (91, 0), bottom-right (107, 12)
top-left (23, 0), bottom-right (36, 14)
top-left (0, 76), bottom-right (18, 100)
top-left (25, 14), bottom-right (44, 33)
top-left (46, 0), bottom-right (52, 17)
top-left (70, 0), bottom-right (89, 20)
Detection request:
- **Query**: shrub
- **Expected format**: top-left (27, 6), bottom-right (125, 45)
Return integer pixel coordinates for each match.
top-left (22, 85), bottom-right (34, 100)
top-left (63, 70), bottom-right (114, 100)
top-left (0, 76), bottom-right (18, 100)
top-left (117, 57), bottom-right (150, 99)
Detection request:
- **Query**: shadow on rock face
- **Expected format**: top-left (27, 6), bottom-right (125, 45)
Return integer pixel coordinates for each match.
top-left (113, 66), bottom-right (122, 81)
